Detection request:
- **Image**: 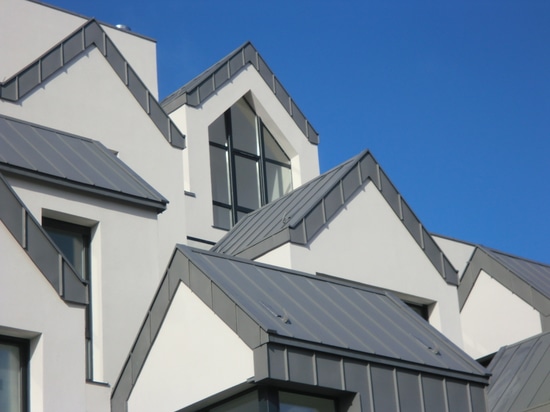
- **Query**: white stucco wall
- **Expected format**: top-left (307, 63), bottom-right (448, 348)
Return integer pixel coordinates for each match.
top-left (0, 0), bottom-right (158, 94)
top-left (258, 182), bottom-right (464, 346)
top-left (169, 66), bottom-right (319, 245)
top-left (0, 221), bottom-right (87, 412)
top-left (0, 46), bottom-right (187, 273)
top-left (8, 177), bottom-right (164, 387)
top-left (128, 283), bottom-right (254, 412)
top-left (461, 270), bottom-right (542, 359)
top-left (433, 235), bottom-right (476, 280)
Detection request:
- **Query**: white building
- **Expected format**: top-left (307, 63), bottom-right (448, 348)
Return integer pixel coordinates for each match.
top-left (0, 1), bottom-right (548, 411)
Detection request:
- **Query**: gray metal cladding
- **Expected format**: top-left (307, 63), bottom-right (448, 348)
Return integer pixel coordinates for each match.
top-left (487, 331), bottom-right (550, 412)
top-left (0, 19), bottom-right (185, 149)
top-left (160, 42), bottom-right (319, 145)
top-left (212, 150), bottom-right (458, 285)
top-left (0, 114), bottom-right (168, 210)
top-left (0, 173), bottom-right (88, 305)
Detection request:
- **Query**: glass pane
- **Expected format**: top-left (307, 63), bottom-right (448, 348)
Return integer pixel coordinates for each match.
top-left (234, 155), bottom-right (260, 210)
top-left (45, 228), bottom-right (85, 278)
top-left (265, 162), bottom-right (292, 203)
top-left (231, 99), bottom-right (258, 155)
top-left (210, 390), bottom-right (259, 412)
top-left (263, 126), bottom-right (290, 164)
top-left (0, 343), bottom-right (22, 412)
top-left (210, 146), bottom-right (231, 204)
top-left (213, 205), bottom-right (232, 230)
top-left (279, 392), bottom-right (336, 412)
top-left (208, 113), bottom-right (227, 146)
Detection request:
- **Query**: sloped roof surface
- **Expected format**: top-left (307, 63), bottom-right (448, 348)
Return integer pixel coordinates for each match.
top-left (0, 19), bottom-right (185, 149)
top-left (487, 332), bottom-right (550, 412)
top-left (182, 246), bottom-right (485, 376)
top-left (161, 42), bottom-right (318, 144)
top-left (213, 149), bottom-right (458, 284)
top-left (483, 247), bottom-right (550, 300)
top-left (0, 114), bottom-right (168, 210)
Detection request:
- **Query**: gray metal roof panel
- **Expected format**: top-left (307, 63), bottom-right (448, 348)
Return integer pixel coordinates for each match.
top-left (0, 114), bottom-right (168, 210)
top-left (183, 246), bottom-right (486, 377)
top-left (160, 42), bottom-right (318, 145)
top-left (482, 247), bottom-right (550, 300)
top-left (487, 331), bottom-right (550, 412)
top-left (213, 150), bottom-right (458, 284)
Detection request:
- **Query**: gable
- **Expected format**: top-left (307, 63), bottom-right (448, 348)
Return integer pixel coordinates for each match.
top-left (127, 283), bottom-right (254, 412)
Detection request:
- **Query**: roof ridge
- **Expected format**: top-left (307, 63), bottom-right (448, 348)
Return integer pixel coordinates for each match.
top-left (0, 19), bottom-right (185, 149)
top-left (160, 41), bottom-right (319, 145)
top-left (481, 245), bottom-right (550, 268)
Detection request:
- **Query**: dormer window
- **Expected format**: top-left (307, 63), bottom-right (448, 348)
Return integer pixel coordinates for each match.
top-left (209, 97), bottom-right (292, 230)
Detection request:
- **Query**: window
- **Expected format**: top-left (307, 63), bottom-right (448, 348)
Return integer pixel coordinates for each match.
top-left (405, 302), bottom-right (430, 321)
top-left (209, 97), bottom-right (292, 229)
top-left (0, 336), bottom-right (29, 412)
top-left (203, 389), bottom-right (336, 412)
top-left (42, 218), bottom-right (93, 380)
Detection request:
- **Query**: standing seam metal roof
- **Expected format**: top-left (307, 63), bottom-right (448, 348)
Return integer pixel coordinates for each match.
top-left (212, 149), bottom-right (458, 285)
top-left (487, 331), bottom-right (550, 412)
top-left (160, 42), bottom-right (319, 145)
top-left (0, 19), bottom-right (185, 149)
top-left (0, 114), bottom-right (168, 211)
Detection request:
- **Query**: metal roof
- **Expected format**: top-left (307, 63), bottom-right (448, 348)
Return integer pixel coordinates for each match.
top-left (482, 247), bottom-right (550, 301)
top-left (112, 245), bottom-right (488, 411)
top-left (0, 172), bottom-right (87, 305)
top-left (160, 42), bottom-right (319, 145)
top-left (0, 114), bottom-right (168, 211)
top-left (212, 149), bottom-right (458, 285)
top-left (0, 19), bottom-right (185, 149)
top-left (458, 246), bottom-right (550, 316)
top-left (487, 331), bottom-right (550, 412)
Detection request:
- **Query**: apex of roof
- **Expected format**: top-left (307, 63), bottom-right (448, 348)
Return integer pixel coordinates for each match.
top-left (212, 149), bottom-right (458, 285)
top-left (458, 245), bottom-right (550, 316)
top-left (0, 113), bottom-right (168, 212)
top-left (161, 42), bottom-right (319, 145)
top-left (487, 331), bottom-right (550, 412)
top-left (112, 245), bottom-right (487, 410)
top-left (0, 19), bottom-right (185, 149)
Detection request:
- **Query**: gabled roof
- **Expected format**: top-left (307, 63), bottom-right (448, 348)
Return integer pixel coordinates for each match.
top-left (0, 172), bottom-right (87, 305)
top-left (487, 331), bottom-right (550, 412)
top-left (212, 149), bottom-right (458, 285)
top-left (161, 42), bottom-right (319, 145)
top-left (0, 114), bottom-right (168, 212)
top-left (111, 245), bottom-right (487, 410)
top-left (0, 19), bottom-right (185, 149)
top-left (458, 246), bottom-right (550, 317)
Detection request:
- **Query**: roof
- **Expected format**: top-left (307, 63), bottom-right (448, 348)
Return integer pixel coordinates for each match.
top-left (0, 114), bottom-right (168, 212)
top-left (0, 172), bottom-right (87, 305)
top-left (0, 19), bottom-right (185, 149)
top-left (161, 42), bottom-right (319, 145)
top-left (458, 246), bottom-right (550, 316)
top-left (212, 149), bottom-right (458, 285)
top-left (112, 245), bottom-right (488, 410)
top-left (487, 331), bottom-right (550, 412)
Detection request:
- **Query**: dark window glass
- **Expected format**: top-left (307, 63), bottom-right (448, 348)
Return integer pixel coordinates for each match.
top-left (405, 302), bottom-right (430, 321)
top-left (279, 392), bottom-right (336, 412)
top-left (234, 155), bottom-right (261, 210)
top-left (209, 97), bottom-right (292, 229)
top-left (43, 218), bottom-right (93, 380)
top-left (0, 337), bottom-right (28, 412)
top-left (209, 390), bottom-right (259, 412)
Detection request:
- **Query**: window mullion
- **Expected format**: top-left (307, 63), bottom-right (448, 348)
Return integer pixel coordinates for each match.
top-left (225, 110), bottom-right (238, 226)
top-left (258, 119), bottom-right (268, 207)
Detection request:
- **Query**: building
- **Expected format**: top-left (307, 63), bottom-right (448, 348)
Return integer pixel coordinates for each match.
top-left (0, 1), bottom-right (548, 411)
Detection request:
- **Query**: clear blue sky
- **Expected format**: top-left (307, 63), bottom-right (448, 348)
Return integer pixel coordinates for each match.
top-left (46, 0), bottom-right (550, 264)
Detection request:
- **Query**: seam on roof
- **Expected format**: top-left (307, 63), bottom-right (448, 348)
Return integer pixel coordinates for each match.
top-left (0, 19), bottom-right (185, 149)
top-left (214, 150), bottom-right (459, 285)
top-left (0, 172), bottom-right (88, 305)
top-left (161, 41), bottom-right (319, 145)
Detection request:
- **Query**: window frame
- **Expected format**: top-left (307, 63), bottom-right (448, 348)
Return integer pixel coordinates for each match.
top-left (0, 335), bottom-right (29, 412)
top-left (42, 217), bottom-right (94, 380)
top-left (209, 98), bottom-right (292, 230)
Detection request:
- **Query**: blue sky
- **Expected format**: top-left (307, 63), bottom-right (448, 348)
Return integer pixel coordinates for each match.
top-left (46, 0), bottom-right (550, 264)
